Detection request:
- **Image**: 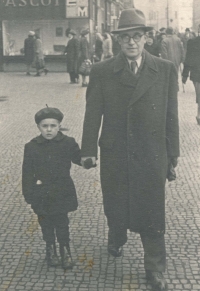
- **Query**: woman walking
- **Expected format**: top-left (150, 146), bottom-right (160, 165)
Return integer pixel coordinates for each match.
top-left (34, 35), bottom-right (48, 77)
top-left (65, 30), bottom-right (80, 84)
top-left (78, 29), bottom-right (90, 87)
top-left (94, 33), bottom-right (103, 62)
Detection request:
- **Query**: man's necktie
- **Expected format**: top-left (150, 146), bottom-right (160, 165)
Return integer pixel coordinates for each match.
top-left (130, 61), bottom-right (137, 74)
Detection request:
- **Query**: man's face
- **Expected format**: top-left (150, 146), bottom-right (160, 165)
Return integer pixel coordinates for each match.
top-left (118, 29), bottom-right (146, 60)
top-left (37, 118), bottom-right (61, 140)
top-left (146, 37), bottom-right (153, 45)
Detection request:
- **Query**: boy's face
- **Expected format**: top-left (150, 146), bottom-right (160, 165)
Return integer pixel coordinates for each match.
top-left (37, 118), bottom-right (61, 140)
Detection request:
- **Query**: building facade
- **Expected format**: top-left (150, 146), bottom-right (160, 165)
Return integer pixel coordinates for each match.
top-left (0, 0), bottom-right (134, 71)
top-left (134, 0), bottom-right (180, 31)
top-left (178, 0), bottom-right (193, 32)
top-left (193, 0), bottom-right (200, 32)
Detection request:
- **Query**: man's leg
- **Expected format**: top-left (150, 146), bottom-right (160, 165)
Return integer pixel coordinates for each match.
top-left (140, 233), bottom-right (166, 272)
top-left (26, 63), bottom-right (31, 75)
top-left (140, 233), bottom-right (167, 291)
top-left (193, 82), bottom-right (200, 121)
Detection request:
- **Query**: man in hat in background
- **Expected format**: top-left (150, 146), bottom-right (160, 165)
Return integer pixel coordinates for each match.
top-left (24, 31), bottom-right (35, 76)
top-left (161, 27), bottom-right (184, 72)
top-left (81, 7), bottom-right (179, 291)
top-left (64, 29), bottom-right (80, 84)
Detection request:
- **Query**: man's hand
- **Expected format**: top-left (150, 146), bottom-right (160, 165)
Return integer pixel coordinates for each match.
top-left (182, 76), bottom-right (187, 84)
top-left (81, 157), bottom-right (96, 169)
top-left (168, 157), bottom-right (178, 168)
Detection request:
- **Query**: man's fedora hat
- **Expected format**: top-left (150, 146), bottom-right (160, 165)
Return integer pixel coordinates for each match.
top-left (112, 8), bottom-right (153, 34)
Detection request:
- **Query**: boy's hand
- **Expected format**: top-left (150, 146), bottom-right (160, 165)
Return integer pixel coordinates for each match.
top-left (81, 157), bottom-right (96, 169)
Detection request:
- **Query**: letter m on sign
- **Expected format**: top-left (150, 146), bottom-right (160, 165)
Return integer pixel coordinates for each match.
top-left (66, 0), bottom-right (77, 5)
top-left (78, 6), bottom-right (88, 17)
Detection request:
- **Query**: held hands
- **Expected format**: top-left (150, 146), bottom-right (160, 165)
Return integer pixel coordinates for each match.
top-left (81, 157), bottom-right (97, 169)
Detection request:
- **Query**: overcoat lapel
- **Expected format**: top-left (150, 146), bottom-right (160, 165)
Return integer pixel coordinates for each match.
top-left (113, 51), bottom-right (159, 106)
top-left (128, 52), bottom-right (159, 107)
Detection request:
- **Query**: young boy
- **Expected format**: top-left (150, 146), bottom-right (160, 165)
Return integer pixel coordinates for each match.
top-left (22, 107), bottom-right (81, 269)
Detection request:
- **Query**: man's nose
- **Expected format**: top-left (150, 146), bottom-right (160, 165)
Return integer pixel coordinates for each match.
top-left (47, 126), bottom-right (51, 131)
top-left (129, 38), bottom-right (137, 45)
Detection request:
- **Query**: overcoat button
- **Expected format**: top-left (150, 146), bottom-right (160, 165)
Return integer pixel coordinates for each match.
top-left (152, 130), bottom-right (157, 136)
top-left (152, 104), bottom-right (156, 110)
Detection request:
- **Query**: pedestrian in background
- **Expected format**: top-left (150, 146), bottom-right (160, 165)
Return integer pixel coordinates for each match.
top-left (94, 32), bottom-right (103, 62)
top-left (24, 31), bottom-right (35, 76)
top-left (34, 35), bottom-right (48, 77)
top-left (144, 35), bottom-right (160, 57)
top-left (181, 28), bottom-right (195, 59)
top-left (65, 30), bottom-right (79, 84)
top-left (102, 33), bottom-right (113, 60)
top-left (161, 27), bottom-right (184, 72)
top-left (78, 29), bottom-right (90, 87)
top-left (111, 33), bottom-right (121, 56)
top-left (182, 24), bottom-right (200, 125)
top-left (81, 8), bottom-right (179, 291)
top-left (22, 107), bottom-right (81, 269)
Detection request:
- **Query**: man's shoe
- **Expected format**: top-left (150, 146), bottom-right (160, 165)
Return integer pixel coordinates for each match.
top-left (59, 244), bottom-right (74, 270)
top-left (108, 244), bottom-right (122, 257)
top-left (44, 68), bottom-right (49, 75)
top-left (46, 244), bottom-right (60, 267)
top-left (26, 72), bottom-right (31, 76)
top-left (146, 271), bottom-right (168, 291)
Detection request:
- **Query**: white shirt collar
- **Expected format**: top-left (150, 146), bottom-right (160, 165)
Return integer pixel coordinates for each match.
top-left (127, 55), bottom-right (142, 73)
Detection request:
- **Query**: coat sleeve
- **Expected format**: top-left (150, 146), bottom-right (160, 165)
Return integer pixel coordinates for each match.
top-left (182, 39), bottom-right (192, 78)
top-left (22, 144), bottom-right (34, 204)
top-left (161, 40), bottom-right (168, 60)
top-left (81, 65), bottom-right (104, 158)
top-left (70, 138), bottom-right (81, 166)
top-left (166, 63), bottom-right (180, 158)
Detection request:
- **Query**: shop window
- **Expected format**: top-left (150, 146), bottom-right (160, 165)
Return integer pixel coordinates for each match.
top-left (56, 27), bottom-right (63, 37)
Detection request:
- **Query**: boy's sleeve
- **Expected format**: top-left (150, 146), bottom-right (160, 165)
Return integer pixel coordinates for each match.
top-left (70, 138), bottom-right (81, 166)
top-left (22, 144), bottom-right (34, 204)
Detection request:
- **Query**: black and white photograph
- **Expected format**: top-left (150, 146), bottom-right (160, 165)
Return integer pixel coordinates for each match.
top-left (0, 0), bottom-right (199, 290)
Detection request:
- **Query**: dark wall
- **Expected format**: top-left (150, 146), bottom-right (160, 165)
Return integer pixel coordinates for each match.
top-left (0, 0), bottom-right (66, 20)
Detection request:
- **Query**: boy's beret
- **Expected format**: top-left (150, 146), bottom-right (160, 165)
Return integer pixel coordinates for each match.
top-left (35, 107), bottom-right (64, 124)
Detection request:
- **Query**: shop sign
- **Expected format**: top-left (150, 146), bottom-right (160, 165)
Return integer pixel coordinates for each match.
top-left (1, 0), bottom-right (66, 20)
top-left (3, 0), bottom-right (60, 6)
top-left (66, 0), bottom-right (88, 18)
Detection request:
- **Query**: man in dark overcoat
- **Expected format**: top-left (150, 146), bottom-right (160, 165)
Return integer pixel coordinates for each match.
top-left (81, 8), bottom-right (179, 291)
top-left (182, 24), bottom-right (200, 125)
top-left (24, 31), bottom-right (35, 75)
top-left (65, 29), bottom-right (80, 84)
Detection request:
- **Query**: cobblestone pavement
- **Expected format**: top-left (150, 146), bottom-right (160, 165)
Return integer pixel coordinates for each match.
top-left (0, 72), bottom-right (199, 291)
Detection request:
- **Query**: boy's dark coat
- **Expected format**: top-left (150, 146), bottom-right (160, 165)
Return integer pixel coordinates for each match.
top-left (81, 50), bottom-right (179, 235)
top-left (22, 132), bottom-right (81, 215)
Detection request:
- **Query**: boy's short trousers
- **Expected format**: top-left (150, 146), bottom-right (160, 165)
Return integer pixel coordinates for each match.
top-left (38, 213), bottom-right (69, 245)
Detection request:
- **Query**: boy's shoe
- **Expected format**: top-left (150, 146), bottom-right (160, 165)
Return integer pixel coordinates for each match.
top-left (146, 270), bottom-right (168, 291)
top-left (59, 244), bottom-right (74, 270)
top-left (46, 244), bottom-right (60, 267)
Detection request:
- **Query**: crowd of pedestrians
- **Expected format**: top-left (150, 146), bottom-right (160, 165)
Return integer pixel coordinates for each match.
top-left (23, 22), bottom-right (200, 142)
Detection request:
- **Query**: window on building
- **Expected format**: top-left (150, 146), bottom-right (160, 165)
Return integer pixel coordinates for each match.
top-left (56, 27), bottom-right (63, 37)
top-left (175, 11), bottom-right (178, 19)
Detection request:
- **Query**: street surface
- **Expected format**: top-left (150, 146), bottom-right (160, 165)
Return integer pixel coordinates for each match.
top-left (0, 72), bottom-right (199, 291)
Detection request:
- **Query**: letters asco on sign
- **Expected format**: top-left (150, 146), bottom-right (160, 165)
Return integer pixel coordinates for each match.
top-left (4, 0), bottom-right (60, 6)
